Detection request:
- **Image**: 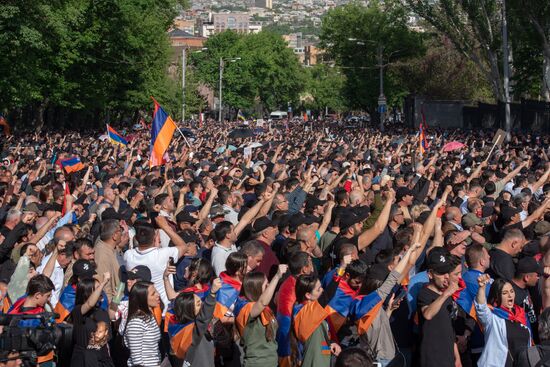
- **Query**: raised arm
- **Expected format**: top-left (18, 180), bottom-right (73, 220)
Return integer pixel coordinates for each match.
top-left (234, 196), bottom-right (267, 237)
top-left (357, 189), bottom-right (394, 252)
top-left (522, 197), bottom-right (550, 228)
top-left (421, 282), bottom-right (458, 321)
top-left (250, 265), bottom-right (288, 318)
top-left (81, 272), bottom-right (111, 315)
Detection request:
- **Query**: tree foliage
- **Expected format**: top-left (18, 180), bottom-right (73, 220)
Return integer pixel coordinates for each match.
top-left (192, 31), bottom-right (306, 113)
top-left (320, 0), bottom-right (424, 110)
top-left (303, 65), bottom-right (347, 113)
top-left (0, 0), bottom-right (187, 128)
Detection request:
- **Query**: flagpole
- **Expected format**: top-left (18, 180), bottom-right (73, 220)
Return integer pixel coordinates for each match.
top-left (175, 125), bottom-right (193, 150)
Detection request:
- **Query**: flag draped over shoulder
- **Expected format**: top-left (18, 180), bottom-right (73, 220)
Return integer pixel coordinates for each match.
top-left (350, 292), bottom-right (384, 335)
top-left (326, 278), bottom-right (357, 340)
top-left (106, 124), bottom-right (128, 146)
top-left (213, 272), bottom-right (242, 320)
top-left (150, 98), bottom-right (177, 168)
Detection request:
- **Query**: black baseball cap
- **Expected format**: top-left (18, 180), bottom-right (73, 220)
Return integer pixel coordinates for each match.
top-left (396, 187), bottom-right (413, 202)
top-left (252, 216), bottom-right (276, 233)
top-left (73, 259), bottom-right (97, 279)
top-left (127, 265), bottom-right (152, 281)
top-left (176, 211), bottom-right (198, 224)
top-left (305, 195), bottom-right (326, 210)
top-left (426, 247), bottom-right (454, 274)
top-left (516, 257), bottom-right (542, 276)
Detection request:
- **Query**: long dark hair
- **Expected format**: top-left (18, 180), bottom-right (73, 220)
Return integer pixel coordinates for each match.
top-left (75, 278), bottom-right (96, 307)
top-left (488, 278), bottom-right (512, 307)
top-left (173, 292), bottom-right (197, 325)
top-left (241, 272), bottom-right (265, 301)
top-left (127, 281), bottom-right (154, 322)
top-left (241, 272), bottom-right (275, 341)
top-left (188, 258), bottom-right (214, 286)
top-left (295, 274), bottom-right (318, 304)
top-left (225, 252), bottom-right (247, 278)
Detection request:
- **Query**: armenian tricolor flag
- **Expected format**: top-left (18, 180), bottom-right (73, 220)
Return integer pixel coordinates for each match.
top-left (54, 285), bottom-right (109, 323)
top-left (0, 114), bottom-right (11, 136)
top-left (106, 124), bottom-right (128, 146)
top-left (237, 110), bottom-right (246, 121)
top-left (292, 301), bottom-right (331, 356)
top-left (326, 278), bottom-right (357, 340)
top-left (150, 97), bottom-right (177, 168)
top-left (164, 284), bottom-right (210, 332)
top-left (61, 157), bottom-right (84, 174)
top-left (213, 272), bottom-right (241, 320)
top-left (350, 291), bottom-right (384, 335)
top-left (419, 110), bottom-right (429, 155)
top-left (167, 318), bottom-right (195, 359)
top-left (234, 297), bottom-right (276, 338)
top-left (276, 275), bottom-right (296, 367)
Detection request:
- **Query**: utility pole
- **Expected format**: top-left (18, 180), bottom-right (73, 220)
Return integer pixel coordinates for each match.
top-left (377, 45), bottom-right (387, 132)
top-left (502, 0), bottom-right (511, 136)
top-left (219, 57), bottom-right (224, 124)
top-left (182, 48), bottom-right (186, 124)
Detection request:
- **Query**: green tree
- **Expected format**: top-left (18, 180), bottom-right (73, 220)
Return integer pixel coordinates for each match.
top-left (395, 36), bottom-right (493, 101)
top-left (405, 0), bottom-right (505, 102)
top-left (192, 31), bottom-right (306, 114)
top-left (509, 1), bottom-right (550, 101)
top-left (0, 0), bottom-right (188, 128)
top-left (303, 65), bottom-right (347, 113)
top-left (320, 0), bottom-right (424, 110)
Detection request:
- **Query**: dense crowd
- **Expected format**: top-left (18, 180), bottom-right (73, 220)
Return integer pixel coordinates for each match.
top-left (0, 119), bottom-right (550, 367)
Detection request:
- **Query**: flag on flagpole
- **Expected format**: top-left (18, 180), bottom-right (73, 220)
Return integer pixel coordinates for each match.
top-left (106, 124), bottom-right (128, 146)
top-left (237, 110), bottom-right (246, 121)
top-left (150, 97), bottom-right (177, 168)
top-left (0, 114), bottom-right (11, 136)
top-left (60, 157), bottom-right (84, 174)
top-left (419, 109), bottom-right (429, 155)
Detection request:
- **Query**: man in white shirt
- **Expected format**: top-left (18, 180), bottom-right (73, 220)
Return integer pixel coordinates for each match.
top-left (37, 241), bottom-right (72, 307)
top-left (154, 193), bottom-right (181, 248)
top-left (210, 196), bottom-right (269, 276)
top-left (124, 223), bottom-right (193, 313)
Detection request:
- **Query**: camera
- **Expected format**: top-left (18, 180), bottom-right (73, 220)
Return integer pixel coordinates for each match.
top-left (0, 312), bottom-right (72, 366)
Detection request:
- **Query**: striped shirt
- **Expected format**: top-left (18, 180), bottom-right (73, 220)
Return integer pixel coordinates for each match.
top-left (124, 315), bottom-right (161, 367)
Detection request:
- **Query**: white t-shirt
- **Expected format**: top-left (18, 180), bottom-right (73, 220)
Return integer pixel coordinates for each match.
top-left (211, 243), bottom-right (237, 276)
top-left (37, 253), bottom-right (64, 307)
top-left (123, 246), bottom-right (179, 313)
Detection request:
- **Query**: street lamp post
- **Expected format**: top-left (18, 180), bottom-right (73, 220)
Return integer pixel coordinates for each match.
top-left (218, 57), bottom-right (241, 124)
top-left (181, 47), bottom-right (207, 124)
top-left (182, 48), bottom-right (186, 124)
top-left (348, 38), bottom-right (386, 130)
top-left (376, 45), bottom-right (387, 132)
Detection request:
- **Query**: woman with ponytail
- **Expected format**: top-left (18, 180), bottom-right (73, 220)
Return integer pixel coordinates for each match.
top-left (234, 264), bottom-right (288, 367)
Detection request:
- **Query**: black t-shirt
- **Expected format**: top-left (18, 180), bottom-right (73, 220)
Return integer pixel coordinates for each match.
top-left (512, 283), bottom-right (537, 326)
top-left (504, 318), bottom-right (531, 367)
top-left (71, 305), bottom-right (111, 348)
top-left (417, 286), bottom-right (456, 367)
top-left (488, 248), bottom-right (516, 281)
